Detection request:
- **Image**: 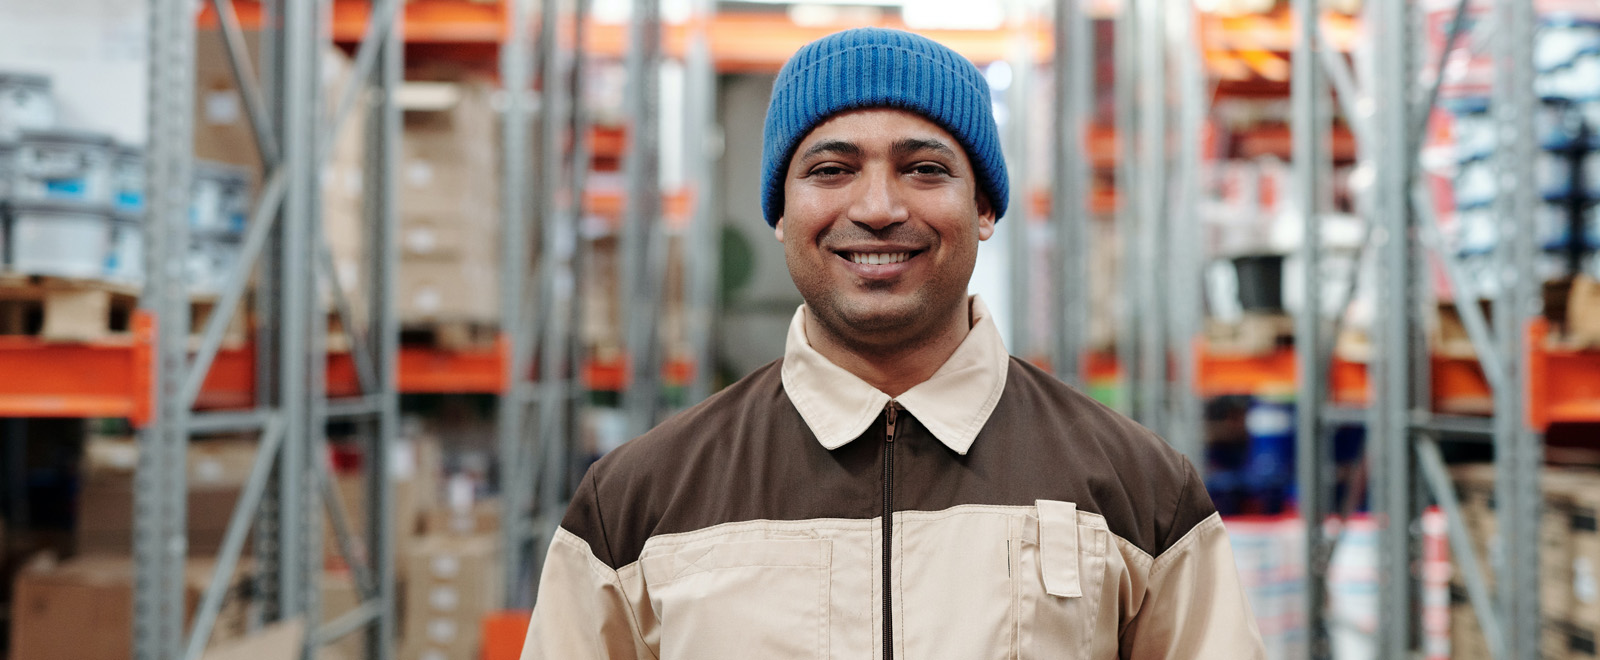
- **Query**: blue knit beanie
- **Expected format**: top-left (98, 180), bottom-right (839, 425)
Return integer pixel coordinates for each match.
top-left (761, 27), bottom-right (1009, 226)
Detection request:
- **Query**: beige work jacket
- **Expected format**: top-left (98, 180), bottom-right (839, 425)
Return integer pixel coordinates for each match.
top-left (522, 296), bottom-right (1265, 659)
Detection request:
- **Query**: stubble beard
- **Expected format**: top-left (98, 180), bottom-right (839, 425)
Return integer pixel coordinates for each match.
top-left (792, 260), bottom-right (973, 361)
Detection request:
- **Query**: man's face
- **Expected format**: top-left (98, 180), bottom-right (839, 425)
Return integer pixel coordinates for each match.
top-left (776, 108), bottom-right (996, 348)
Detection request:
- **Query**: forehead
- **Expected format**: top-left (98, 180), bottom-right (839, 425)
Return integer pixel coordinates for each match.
top-left (792, 108), bottom-right (964, 155)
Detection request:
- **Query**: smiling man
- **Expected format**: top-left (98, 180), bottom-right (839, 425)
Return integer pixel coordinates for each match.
top-left (521, 27), bottom-right (1264, 659)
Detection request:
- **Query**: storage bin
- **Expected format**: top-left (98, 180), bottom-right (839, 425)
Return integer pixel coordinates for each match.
top-left (114, 145), bottom-right (144, 214)
top-left (107, 212), bottom-right (143, 284)
top-left (191, 160), bottom-right (251, 235)
top-left (13, 129), bottom-right (116, 204)
top-left (187, 230), bottom-right (242, 295)
top-left (7, 199), bottom-right (114, 278)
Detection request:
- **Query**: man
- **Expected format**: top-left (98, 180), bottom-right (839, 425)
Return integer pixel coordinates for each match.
top-left (522, 27), bottom-right (1264, 659)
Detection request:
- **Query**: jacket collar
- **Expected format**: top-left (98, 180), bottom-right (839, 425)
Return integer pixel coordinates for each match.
top-left (780, 295), bottom-right (1010, 456)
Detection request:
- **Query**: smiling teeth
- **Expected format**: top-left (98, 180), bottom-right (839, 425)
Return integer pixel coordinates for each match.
top-left (849, 252), bottom-right (911, 265)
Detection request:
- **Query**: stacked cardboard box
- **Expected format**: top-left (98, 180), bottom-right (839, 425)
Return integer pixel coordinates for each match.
top-left (9, 554), bottom-right (251, 660)
top-left (402, 534), bottom-right (503, 660)
top-left (1451, 464), bottom-right (1600, 660)
top-left (396, 79), bottom-right (500, 326)
top-left (320, 568), bottom-right (365, 660)
top-left (323, 471), bottom-right (422, 576)
top-left (75, 435), bottom-right (258, 556)
top-left (421, 498), bottom-right (500, 538)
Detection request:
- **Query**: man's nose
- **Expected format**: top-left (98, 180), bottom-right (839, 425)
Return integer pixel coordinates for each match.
top-left (846, 167), bottom-right (909, 230)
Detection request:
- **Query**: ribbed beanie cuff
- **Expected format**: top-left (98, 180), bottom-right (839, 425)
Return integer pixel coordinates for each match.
top-left (760, 27), bottom-right (1009, 226)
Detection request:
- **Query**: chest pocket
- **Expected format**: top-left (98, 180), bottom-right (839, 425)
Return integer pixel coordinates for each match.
top-left (642, 537), bottom-right (832, 660)
top-left (1012, 500), bottom-right (1112, 659)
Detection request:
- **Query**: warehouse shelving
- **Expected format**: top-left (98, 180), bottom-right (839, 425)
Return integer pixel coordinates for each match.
top-left (109, 0), bottom-right (408, 654)
top-left (1094, 0), bottom-right (1580, 654)
top-left (1275, 0), bottom-right (1551, 654)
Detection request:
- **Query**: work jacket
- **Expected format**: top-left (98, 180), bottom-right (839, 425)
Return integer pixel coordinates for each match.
top-left (522, 297), bottom-right (1265, 659)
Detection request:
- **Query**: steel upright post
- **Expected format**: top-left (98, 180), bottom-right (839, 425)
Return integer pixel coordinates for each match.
top-left (1005, 4), bottom-right (1034, 362)
top-left (1369, 0), bottom-right (1416, 651)
top-left (1052, 0), bottom-right (1092, 389)
top-left (622, 0), bottom-right (664, 438)
top-left (535, 0), bottom-right (577, 576)
top-left (1113, 0), bottom-right (1139, 414)
top-left (1291, 0), bottom-right (1329, 653)
top-left (1135, 0), bottom-right (1168, 435)
top-left (498, 0), bottom-right (537, 604)
top-left (1493, 0), bottom-right (1543, 654)
top-left (361, 5), bottom-right (403, 656)
top-left (685, 0), bottom-right (720, 404)
top-left (1167, 0), bottom-right (1206, 467)
top-left (136, 0), bottom-right (197, 652)
top-left (277, 0), bottom-right (320, 631)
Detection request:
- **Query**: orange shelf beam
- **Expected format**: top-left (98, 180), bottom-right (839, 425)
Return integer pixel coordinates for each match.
top-left (1197, 347), bottom-right (1298, 398)
top-left (584, 356), bottom-right (697, 392)
top-left (0, 312), bottom-right (154, 425)
top-left (1529, 319), bottom-right (1600, 431)
top-left (398, 336), bottom-right (511, 394)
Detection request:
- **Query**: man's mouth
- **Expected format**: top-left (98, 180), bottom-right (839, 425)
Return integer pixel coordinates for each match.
top-left (841, 251), bottom-right (915, 265)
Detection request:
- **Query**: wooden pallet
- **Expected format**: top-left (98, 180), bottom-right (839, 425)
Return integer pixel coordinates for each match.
top-left (0, 272), bottom-right (249, 347)
top-left (0, 273), bottom-right (140, 342)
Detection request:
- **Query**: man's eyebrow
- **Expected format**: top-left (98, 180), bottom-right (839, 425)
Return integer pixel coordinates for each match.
top-left (892, 138), bottom-right (957, 159)
top-left (798, 139), bottom-right (862, 162)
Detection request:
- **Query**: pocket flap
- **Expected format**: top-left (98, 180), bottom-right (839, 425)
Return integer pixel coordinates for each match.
top-left (1036, 499), bottom-right (1082, 598)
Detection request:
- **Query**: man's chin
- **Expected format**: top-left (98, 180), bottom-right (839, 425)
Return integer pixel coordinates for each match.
top-left (815, 297), bottom-right (925, 338)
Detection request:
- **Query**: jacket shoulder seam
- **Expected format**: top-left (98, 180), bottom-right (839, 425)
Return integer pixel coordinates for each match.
top-left (553, 528), bottom-right (661, 660)
top-left (1147, 512), bottom-right (1224, 579)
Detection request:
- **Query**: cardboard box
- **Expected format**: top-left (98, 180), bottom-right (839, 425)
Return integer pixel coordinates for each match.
top-left (1546, 470), bottom-right (1587, 621)
top-left (203, 619), bottom-right (305, 660)
top-left (76, 436), bottom-right (259, 556)
top-left (399, 259), bottom-right (498, 324)
top-left (321, 569), bottom-right (366, 660)
top-left (1570, 482), bottom-right (1600, 627)
top-left (399, 79), bottom-right (499, 228)
top-left (1432, 300), bottom-right (1491, 359)
top-left (402, 534), bottom-right (503, 660)
top-left (1203, 312), bottom-right (1293, 357)
top-left (1569, 274), bottom-right (1600, 349)
top-left (400, 220), bottom-right (473, 260)
top-left (193, 30), bottom-right (264, 175)
top-left (10, 555), bottom-right (251, 660)
top-left (1451, 597), bottom-right (1490, 660)
top-left (421, 499), bottom-right (501, 537)
top-left (323, 472), bottom-right (421, 577)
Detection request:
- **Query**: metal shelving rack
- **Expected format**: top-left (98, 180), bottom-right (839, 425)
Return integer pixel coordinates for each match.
top-left (1104, 0), bottom-right (1206, 465)
top-left (1284, 0), bottom-right (1544, 656)
top-left (136, 0), bottom-right (403, 656)
top-left (497, 0), bottom-right (724, 608)
top-left (1098, 0), bottom-right (1546, 653)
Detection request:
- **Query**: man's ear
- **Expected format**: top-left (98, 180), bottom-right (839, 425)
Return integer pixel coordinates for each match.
top-left (774, 217), bottom-right (785, 242)
top-left (975, 192), bottom-right (996, 241)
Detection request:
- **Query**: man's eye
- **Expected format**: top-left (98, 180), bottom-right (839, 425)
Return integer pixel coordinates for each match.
top-left (811, 166), bottom-right (849, 177)
top-left (910, 164), bottom-right (949, 176)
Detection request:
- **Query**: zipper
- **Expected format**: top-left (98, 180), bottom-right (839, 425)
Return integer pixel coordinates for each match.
top-left (882, 401), bottom-right (899, 660)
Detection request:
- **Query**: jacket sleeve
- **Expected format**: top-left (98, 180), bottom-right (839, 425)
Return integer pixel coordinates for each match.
top-left (520, 474), bottom-right (653, 660)
top-left (1119, 482), bottom-right (1266, 659)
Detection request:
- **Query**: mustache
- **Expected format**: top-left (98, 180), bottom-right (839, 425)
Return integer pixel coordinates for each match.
top-left (818, 225), bottom-right (933, 247)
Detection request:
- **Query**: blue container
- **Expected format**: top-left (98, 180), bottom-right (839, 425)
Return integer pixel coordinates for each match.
top-left (1231, 395), bottom-right (1296, 515)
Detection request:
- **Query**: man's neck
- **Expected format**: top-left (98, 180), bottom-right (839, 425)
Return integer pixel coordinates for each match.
top-left (802, 301), bottom-right (973, 398)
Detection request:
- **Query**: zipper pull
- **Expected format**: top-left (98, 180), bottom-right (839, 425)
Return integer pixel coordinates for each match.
top-left (885, 401), bottom-right (899, 442)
